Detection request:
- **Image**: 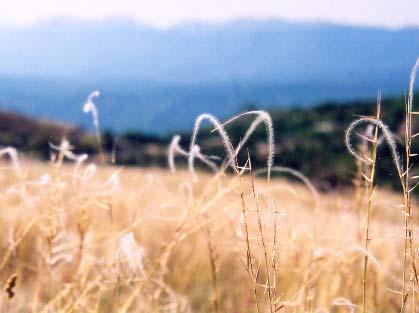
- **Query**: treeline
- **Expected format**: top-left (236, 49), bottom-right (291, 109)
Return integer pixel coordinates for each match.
top-left (0, 95), bottom-right (416, 189)
top-left (104, 94), bottom-right (416, 189)
top-left (165, 96), bottom-right (413, 189)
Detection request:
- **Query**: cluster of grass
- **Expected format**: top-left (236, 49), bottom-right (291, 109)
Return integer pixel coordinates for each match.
top-left (0, 59), bottom-right (418, 312)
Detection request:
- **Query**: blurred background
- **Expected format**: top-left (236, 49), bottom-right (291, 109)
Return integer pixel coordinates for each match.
top-left (0, 0), bottom-right (418, 188)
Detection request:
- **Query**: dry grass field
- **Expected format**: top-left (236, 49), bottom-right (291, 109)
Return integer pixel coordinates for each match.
top-left (0, 157), bottom-right (417, 313)
top-left (0, 59), bottom-right (417, 313)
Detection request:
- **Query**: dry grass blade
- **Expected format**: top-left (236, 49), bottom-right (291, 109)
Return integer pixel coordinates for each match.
top-left (83, 90), bottom-right (105, 163)
top-left (189, 113), bottom-right (236, 180)
top-left (212, 111), bottom-right (275, 181)
top-left (400, 57), bottom-right (419, 313)
top-left (0, 147), bottom-right (22, 177)
top-left (1, 59), bottom-right (419, 312)
top-left (345, 116), bottom-right (402, 177)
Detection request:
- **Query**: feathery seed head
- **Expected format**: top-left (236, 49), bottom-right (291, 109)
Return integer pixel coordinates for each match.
top-left (83, 91), bottom-right (100, 113)
top-left (0, 147), bottom-right (22, 177)
top-left (408, 57), bottom-right (419, 110)
top-left (345, 117), bottom-right (402, 177)
top-left (115, 232), bottom-right (145, 278)
top-left (213, 110), bottom-right (275, 180)
top-left (189, 113), bottom-right (235, 180)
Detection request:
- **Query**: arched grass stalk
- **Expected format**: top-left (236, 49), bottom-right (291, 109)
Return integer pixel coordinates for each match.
top-left (192, 145), bottom-right (219, 173)
top-left (49, 139), bottom-right (74, 162)
top-left (49, 139), bottom-right (89, 184)
top-left (408, 58), bottom-right (419, 110)
top-left (253, 166), bottom-right (319, 214)
top-left (348, 246), bottom-right (399, 282)
top-left (345, 116), bottom-right (402, 178)
top-left (0, 147), bottom-right (22, 178)
top-left (83, 90), bottom-right (105, 164)
top-left (168, 135), bottom-right (219, 175)
top-left (255, 166), bottom-right (320, 311)
top-left (189, 114), bottom-right (236, 180)
top-left (345, 98), bottom-right (382, 313)
top-left (332, 298), bottom-right (358, 313)
top-left (352, 125), bottom-right (383, 239)
top-left (168, 135), bottom-right (188, 173)
top-left (212, 111), bottom-right (274, 181)
top-left (345, 79), bottom-right (419, 312)
top-left (400, 57), bottom-right (419, 313)
top-left (345, 61), bottom-right (419, 312)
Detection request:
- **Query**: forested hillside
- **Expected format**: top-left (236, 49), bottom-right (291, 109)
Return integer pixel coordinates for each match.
top-left (0, 95), bottom-right (414, 189)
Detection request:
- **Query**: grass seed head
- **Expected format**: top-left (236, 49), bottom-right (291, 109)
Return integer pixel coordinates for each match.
top-left (345, 117), bottom-right (402, 177)
top-left (83, 90), bottom-right (101, 129)
top-left (189, 113), bottom-right (235, 180)
top-left (0, 147), bottom-right (22, 177)
top-left (408, 57), bottom-right (419, 110)
top-left (213, 110), bottom-right (275, 180)
top-left (115, 232), bottom-right (146, 278)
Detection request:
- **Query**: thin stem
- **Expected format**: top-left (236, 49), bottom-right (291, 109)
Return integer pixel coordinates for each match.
top-left (239, 174), bottom-right (260, 313)
top-left (204, 214), bottom-right (219, 313)
top-left (249, 161), bottom-right (274, 313)
top-left (362, 98), bottom-right (380, 313)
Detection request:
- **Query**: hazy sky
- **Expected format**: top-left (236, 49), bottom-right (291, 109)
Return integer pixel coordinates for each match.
top-left (0, 0), bottom-right (418, 28)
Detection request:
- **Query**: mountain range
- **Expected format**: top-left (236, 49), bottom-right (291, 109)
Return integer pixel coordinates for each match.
top-left (0, 18), bottom-right (417, 133)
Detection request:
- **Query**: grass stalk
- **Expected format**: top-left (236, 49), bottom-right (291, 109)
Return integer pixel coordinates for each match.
top-left (239, 180), bottom-right (260, 313)
top-left (400, 57), bottom-right (419, 312)
top-left (249, 158), bottom-right (274, 313)
top-left (361, 96), bottom-right (381, 313)
top-left (204, 214), bottom-right (220, 313)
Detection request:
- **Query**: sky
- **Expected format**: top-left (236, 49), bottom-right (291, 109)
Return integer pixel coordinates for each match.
top-left (0, 0), bottom-right (418, 29)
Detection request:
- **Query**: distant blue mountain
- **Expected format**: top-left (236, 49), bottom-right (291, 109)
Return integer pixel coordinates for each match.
top-left (0, 18), bottom-right (417, 133)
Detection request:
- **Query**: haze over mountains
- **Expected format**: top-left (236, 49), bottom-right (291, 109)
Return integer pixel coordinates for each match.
top-left (0, 18), bottom-right (418, 133)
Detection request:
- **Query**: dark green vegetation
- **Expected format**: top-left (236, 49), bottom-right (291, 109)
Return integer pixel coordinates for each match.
top-left (0, 95), bottom-right (416, 189)
top-left (0, 110), bottom-right (95, 159)
top-left (0, 19), bottom-right (418, 133)
top-left (184, 96), bottom-right (413, 190)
